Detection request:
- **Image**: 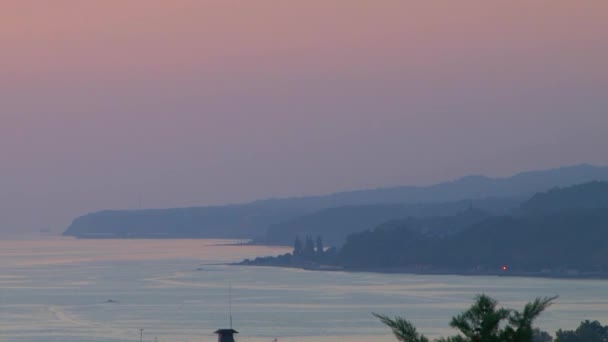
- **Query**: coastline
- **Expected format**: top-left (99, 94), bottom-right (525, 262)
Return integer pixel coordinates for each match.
top-left (52, 236), bottom-right (608, 281)
top-left (234, 261), bottom-right (608, 280)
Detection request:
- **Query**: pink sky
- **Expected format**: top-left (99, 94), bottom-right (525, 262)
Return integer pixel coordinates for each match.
top-left (1, 1), bottom-right (607, 231)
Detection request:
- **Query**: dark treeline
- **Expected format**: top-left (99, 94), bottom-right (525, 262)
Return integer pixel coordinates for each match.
top-left (242, 181), bottom-right (608, 276)
top-left (375, 294), bottom-right (608, 342)
top-left (258, 199), bottom-right (518, 247)
top-left (340, 208), bottom-right (608, 272)
top-left (555, 320), bottom-right (608, 342)
top-left (241, 235), bottom-right (339, 268)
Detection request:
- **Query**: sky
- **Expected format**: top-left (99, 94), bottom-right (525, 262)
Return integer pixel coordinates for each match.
top-left (1, 1), bottom-right (607, 232)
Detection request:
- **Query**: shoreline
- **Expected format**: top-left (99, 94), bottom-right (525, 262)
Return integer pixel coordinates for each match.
top-left (43, 236), bottom-right (608, 280)
top-left (233, 262), bottom-right (608, 280)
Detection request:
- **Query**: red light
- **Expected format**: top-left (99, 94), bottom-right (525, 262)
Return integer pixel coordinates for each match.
top-left (502, 265), bottom-right (508, 271)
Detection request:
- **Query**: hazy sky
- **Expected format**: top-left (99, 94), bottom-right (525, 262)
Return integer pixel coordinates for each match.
top-left (1, 1), bottom-right (607, 231)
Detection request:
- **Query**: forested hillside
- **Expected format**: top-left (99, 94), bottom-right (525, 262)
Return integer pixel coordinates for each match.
top-left (339, 182), bottom-right (608, 272)
top-left (245, 181), bottom-right (608, 276)
top-left (64, 165), bottom-right (608, 240)
top-left (258, 198), bottom-right (516, 246)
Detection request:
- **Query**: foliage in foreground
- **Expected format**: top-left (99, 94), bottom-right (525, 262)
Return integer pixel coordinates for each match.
top-left (555, 320), bottom-right (608, 342)
top-left (374, 294), bottom-right (557, 342)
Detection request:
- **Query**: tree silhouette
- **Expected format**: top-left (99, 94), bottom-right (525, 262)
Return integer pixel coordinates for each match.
top-left (532, 329), bottom-right (553, 342)
top-left (375, 294), bottom-right (557, 342)
top-left (373, 313), bottom-right (429, 342)
top-left (304, 235), bottom-right (315, 259)
top-left (316, 236), bottom-right (324, 256)
top-left (293, 237), bottom-right (302, 257)
top-left (501, 296), bottom-right (557, 341)
top-left (556, 320), bottom-right (608, 342)
top-left (447, 294), bottom-right (510, 342)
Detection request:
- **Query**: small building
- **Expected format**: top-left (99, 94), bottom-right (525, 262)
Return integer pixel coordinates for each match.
top-left (215, 329), bottom-right (238, 342)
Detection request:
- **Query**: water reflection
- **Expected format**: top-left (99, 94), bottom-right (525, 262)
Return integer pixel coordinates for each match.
top-left (1, 238), bottom-right (607, 341)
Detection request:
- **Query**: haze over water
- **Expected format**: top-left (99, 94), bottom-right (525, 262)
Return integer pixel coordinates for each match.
top-left (2, 1), bottom-right (608, 233)
top-left (1, 238), bottom-right (607, 342)
top-left (2, 2), bottom-right (608, 341)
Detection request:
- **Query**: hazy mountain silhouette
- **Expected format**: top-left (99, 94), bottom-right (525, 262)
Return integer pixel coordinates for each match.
top-left (258, 198), bottom-right (518, 246)
top-left (252, 164), bottom-right (608, 208)
top-left (338, 181), bottom-right (608, 272)
top-left (519, 181), bottom-right (608, 216)
top-left (63, 164), bottom-right (608, 239)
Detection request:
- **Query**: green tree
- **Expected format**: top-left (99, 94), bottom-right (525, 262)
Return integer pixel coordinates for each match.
top-left (375, 294), bottom-right (556, 342)
top-left (555, 320), bottom-right (608, 342)
top-left (532, 329), bottom-right (553, 342)
top-left (447, 294), bottom-right (510, 342)
top-left (315, 236), bottom-right (324, 256)
top-left (304, 235), bottom-right (315, 259)
top-left (500, 296), bottom-right (557, 341)
top-left (293, 236), bottom-right (302, 257)
top-left (373, 313), bottom-right (429, 342)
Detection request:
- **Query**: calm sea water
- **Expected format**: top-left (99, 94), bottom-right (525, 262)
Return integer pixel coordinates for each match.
top-left (1, 238), bottom-right (607, 342)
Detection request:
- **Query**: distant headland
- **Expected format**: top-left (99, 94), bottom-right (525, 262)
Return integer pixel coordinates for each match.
top-left (63, 164), bottom-right (608, 244)
top-left (239, 181), bottom-right (608, 279)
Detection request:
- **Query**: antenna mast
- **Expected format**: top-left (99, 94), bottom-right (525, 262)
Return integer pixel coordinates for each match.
top-left (229, 282), bottom-right (233, 329)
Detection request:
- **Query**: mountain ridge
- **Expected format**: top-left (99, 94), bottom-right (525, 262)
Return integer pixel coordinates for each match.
top-left (63, 164), bottom-right (608, 239)
top-left (248, 181), bottom-right (608, 275)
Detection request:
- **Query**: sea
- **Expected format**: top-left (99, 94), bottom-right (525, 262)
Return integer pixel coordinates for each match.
top-left (1, 237), bottom-right (607, 342)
